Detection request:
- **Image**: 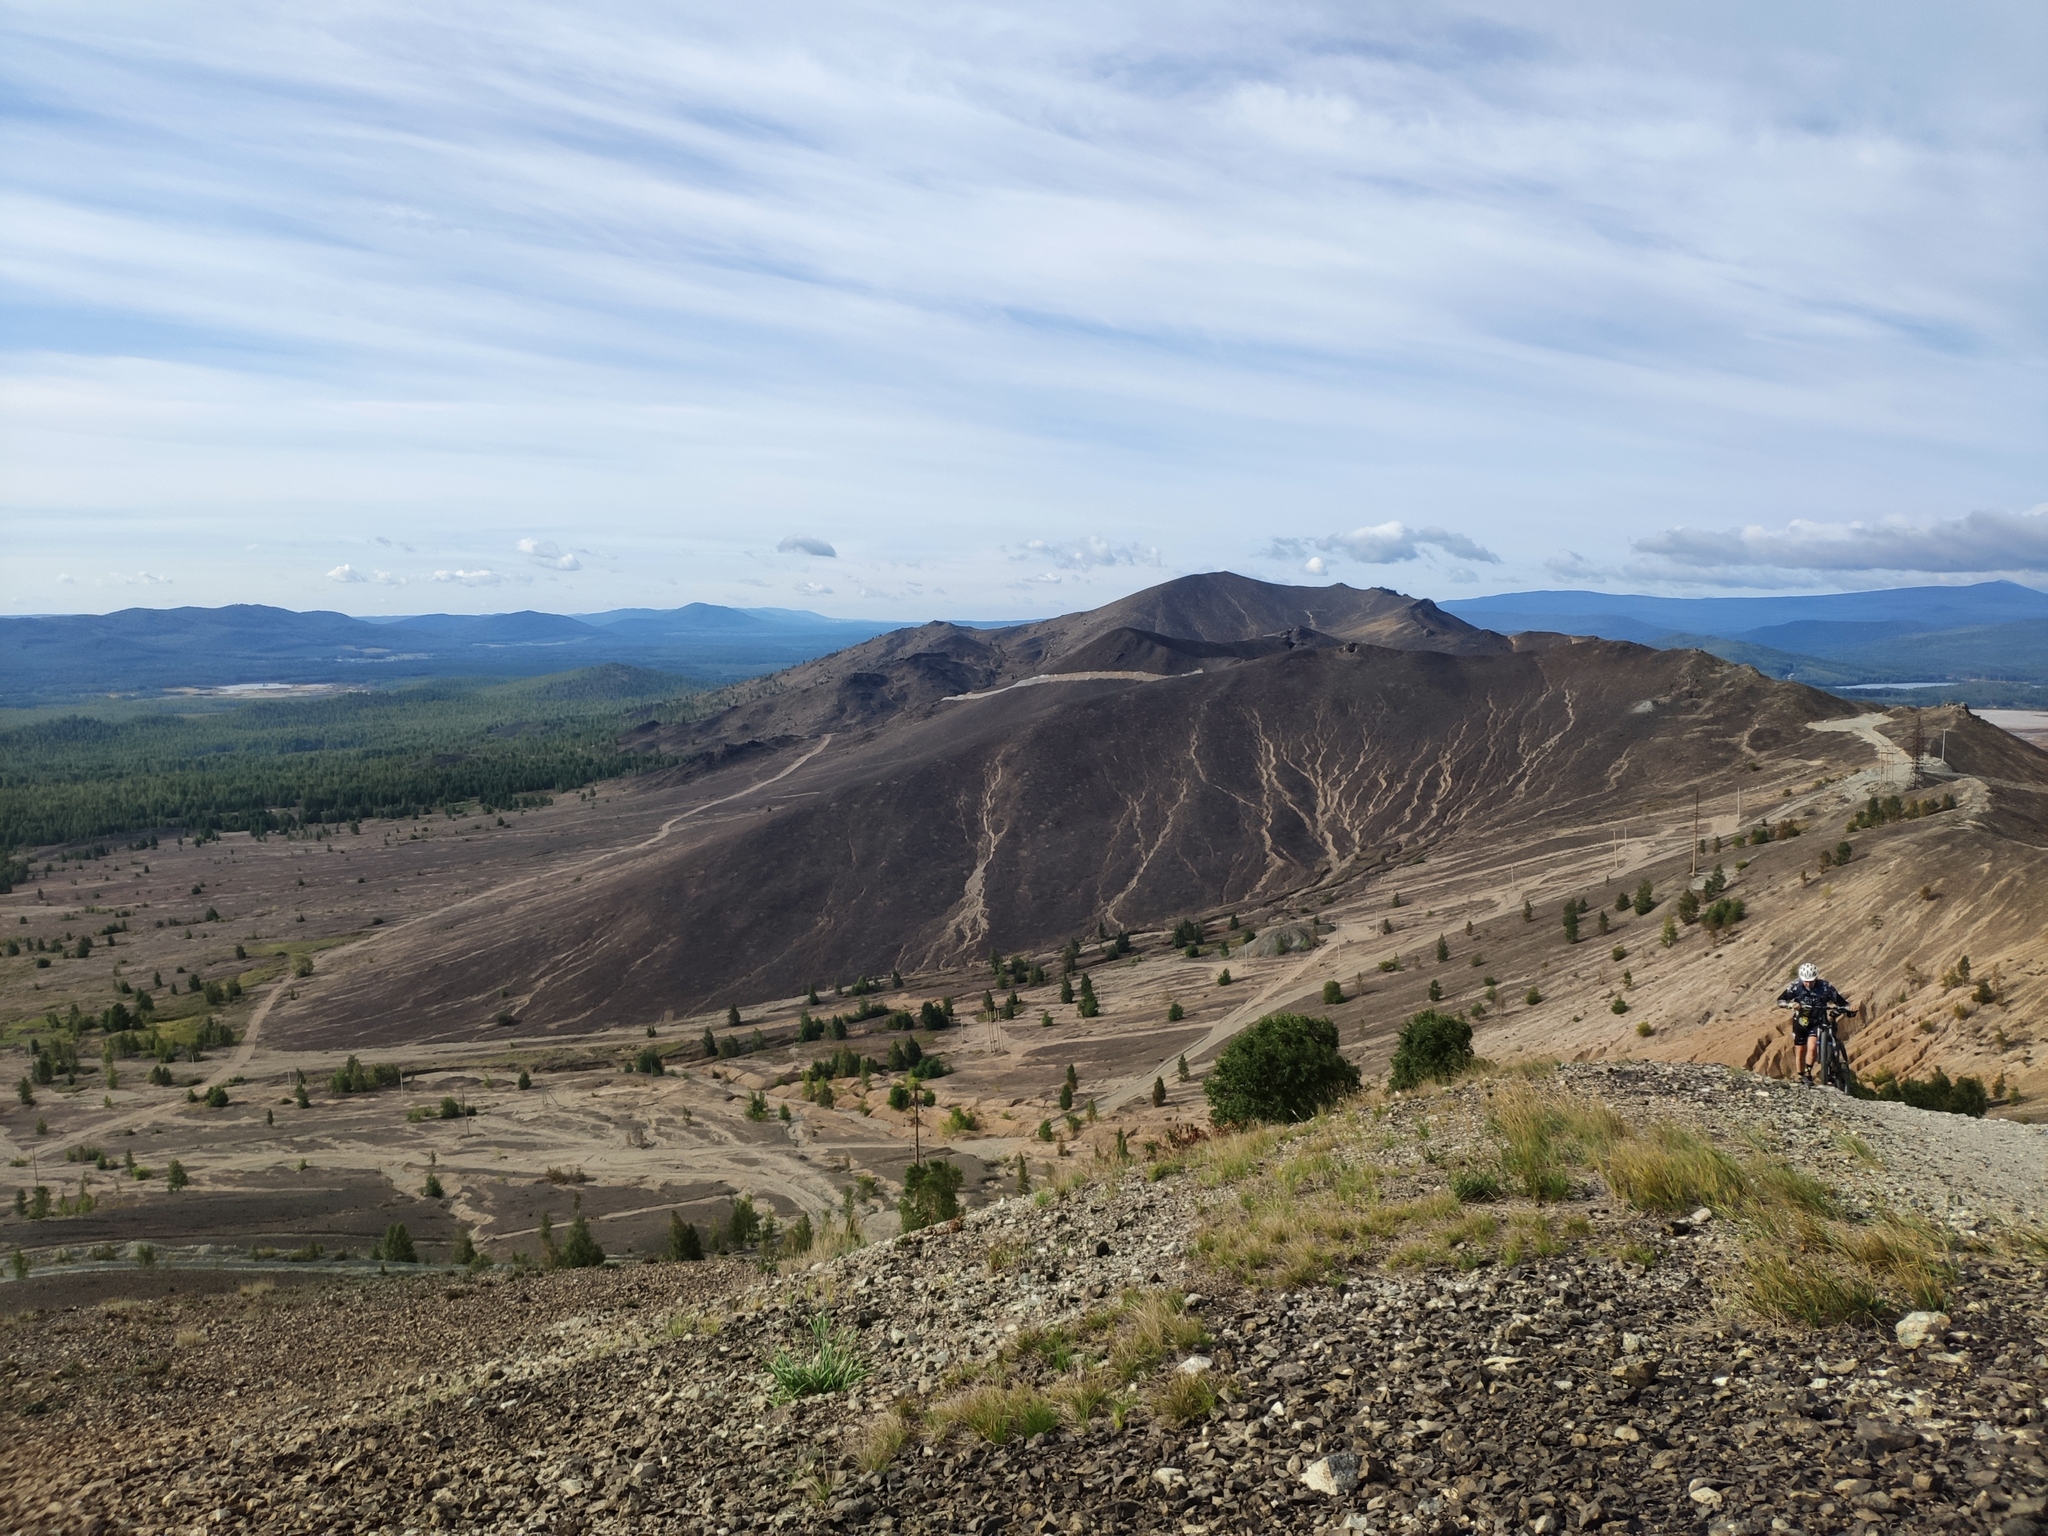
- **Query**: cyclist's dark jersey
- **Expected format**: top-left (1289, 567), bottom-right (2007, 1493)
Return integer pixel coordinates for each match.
top-left (1777, 978), bottom-right (1848, 1037)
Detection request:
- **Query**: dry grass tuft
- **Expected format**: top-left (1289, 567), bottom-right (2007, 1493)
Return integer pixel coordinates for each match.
top-left (929, 1383), bottom-right (1062, 1445)
top-left (173, 1327), bottom-right (206, 1349)
top-left (1149, 1368), bottom-right (1225, 1425)
top-left (852, 1413), bottom-right (913, 1472)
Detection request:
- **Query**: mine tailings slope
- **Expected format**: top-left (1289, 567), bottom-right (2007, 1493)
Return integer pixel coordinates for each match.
top-left (279, 628), bottom-right (1866, 1042)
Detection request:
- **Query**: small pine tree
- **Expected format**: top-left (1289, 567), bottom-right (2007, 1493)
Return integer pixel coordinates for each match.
top-left (380, 1222), bottom-right (418, 1263)
top-left (669, 1212), bottom-right (704, 1261)
top-left (1661, 914), bottom-right (1677, 947)
top-left (1151, 1076), bottom-right (1166, 1107)
top-left (1435, 935), bottom-right (1449, 964)
top-left (454, 1229), bottom-right (477, 1265)
top-left (1562, 904), bottom-right (1579, 944)
top-left (1522, 898), bottom-right (1533, 923)
top-left (1216, 967), bottom-right (1233, 986)
top-left (1059, 976), bottom-right (1074, 1004)
top-left (1597, 909), bottom-right (1610, 936)
top-left (726, 1005), bottom-right (741, 1028)
top-left (1321, 979), bottom-right (1344, 1005)
top-left (1076, 973), bottom-right (1099, 1018)
top-left (1167, 1001), bottom-right (1185, 1022)
top-left (1058, 1083), bottom-right (1073, 1112)
top-left (559, 1201), bottom-right (605, 1268)
top-left (423, 1172), bottom-right (444, 1198)
top-left (1177, 1053), bottom-right (1190, 1082)
top-left (166, 1158), bottom-right (188, 1190)
top-left (1427, 978), bottom-right (1442, 1002)
top-left (700, 1027), bottom-right (717, 1058)
top-left (517, 1069), bottom-right (532, 1090)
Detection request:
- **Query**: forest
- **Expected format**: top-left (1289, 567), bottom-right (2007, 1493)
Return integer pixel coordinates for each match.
top-left (0, 665), bottom-right (700, 854)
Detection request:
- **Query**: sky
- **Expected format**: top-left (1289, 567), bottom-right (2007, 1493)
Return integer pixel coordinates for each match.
top-left (3, 1), bottom-right (2044, 619)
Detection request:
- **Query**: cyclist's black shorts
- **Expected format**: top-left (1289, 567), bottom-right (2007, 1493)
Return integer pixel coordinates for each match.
top-left (1792, 1018), bottom-right (1816, 1045)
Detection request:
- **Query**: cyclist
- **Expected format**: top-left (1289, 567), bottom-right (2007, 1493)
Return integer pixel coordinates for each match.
top-left (1777, 962), bottom-right (1851, 1085)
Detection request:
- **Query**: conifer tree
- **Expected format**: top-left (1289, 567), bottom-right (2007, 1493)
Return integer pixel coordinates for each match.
top-left (1435, 934), bottom-right (1450, 963)
top-left (1151, 1076), bottom-right (1166, 1107)
top-left (1177, 1054), bottom-right (1190, 1081)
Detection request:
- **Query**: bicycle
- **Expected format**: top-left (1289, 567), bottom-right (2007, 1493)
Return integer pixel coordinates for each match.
top-left (1797, 1002), bottom-right (1856, 1093)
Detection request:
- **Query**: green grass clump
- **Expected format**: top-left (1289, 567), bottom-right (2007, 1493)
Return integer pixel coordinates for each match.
top-left (930, 1384), bottom-right (1061, 1445)
top-left (767, 1314), bottom-right (869, 1401)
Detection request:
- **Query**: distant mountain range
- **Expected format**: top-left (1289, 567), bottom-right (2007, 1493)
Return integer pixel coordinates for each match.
top-left (1444, 581), bottom-right (2048, 700)
top-left (0, 603), bottom-right (914, 705)
top-left (10, 577), bottom-right (2048, 710)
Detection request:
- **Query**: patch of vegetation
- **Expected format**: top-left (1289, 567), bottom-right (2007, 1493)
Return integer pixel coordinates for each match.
top-left (0, 668), bottom-right (696, 846)
top-left (767, 1313), bottom-right (870, 1401)
top-left (1203, 1012), bottom-right (1359, 1124)
top-left (1387, 1010), bottom-right (1473, 1091)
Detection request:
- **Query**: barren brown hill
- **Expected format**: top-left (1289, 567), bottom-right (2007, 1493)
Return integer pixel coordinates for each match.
top-left (275, 629), bottom-right (1865, 1046)
top-left (649, 572), bottom-right (1504, 753)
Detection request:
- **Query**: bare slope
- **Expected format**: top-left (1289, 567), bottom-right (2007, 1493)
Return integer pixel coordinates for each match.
top-left (277, 634), bottom-right (1857, 1043)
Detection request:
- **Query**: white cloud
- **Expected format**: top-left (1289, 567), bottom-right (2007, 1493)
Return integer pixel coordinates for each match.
top-left (57, 573), bottom-right (76, 585)
top-left (327, 563), bottom-right (367, 583)
top-left (1631, 504), bottom-right (2048, 576)
top-left (516, 538), bottom-right (580, 571)
top-left (777, 536), bottom-right (837, 558)
top-left (799, 581), bottom-right (834, 594)
top-left (0, 7), bottom-right (2041, 613)
top-left (1017, 537), bottom-right (1159, 571)
top-left (431, 568), bottom-right (506, 586)
top-left (1304, 555), bottom-right (1327, 576)
top-left (110, 570), bottom-right (173, 585)
top-left (1271, 524), bottom-right (1501, 566)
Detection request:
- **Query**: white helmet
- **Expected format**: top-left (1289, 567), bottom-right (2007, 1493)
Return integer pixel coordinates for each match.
top-left (1798, 962), bottom-right (1818, 983)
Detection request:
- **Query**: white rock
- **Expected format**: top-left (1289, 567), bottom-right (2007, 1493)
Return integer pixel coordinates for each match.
top-left (1152, 1467), bottom-right (1187, 1491)
top-left (1178, 1355), bottom-right (1212, 1374)
top-left (1688, 1207), bottom-right (1713, 1225)
top-left (1895, 1311), bottom-right (1950, 1348)
top-left (1302, 1453), bottom-right (1360, 1497)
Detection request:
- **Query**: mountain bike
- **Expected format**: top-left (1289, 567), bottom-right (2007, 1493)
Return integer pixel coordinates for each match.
top-left (1805, 1004), bottom-right (1856, 1094)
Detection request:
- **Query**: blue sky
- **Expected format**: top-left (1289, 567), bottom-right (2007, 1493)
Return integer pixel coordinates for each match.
top-left (3, 1), bottom-right (2044, 616)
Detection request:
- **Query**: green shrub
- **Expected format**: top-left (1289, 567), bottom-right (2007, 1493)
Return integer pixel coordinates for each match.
top-left (1387, 1010), bottom-right (1473, 1091)
top-left (1321, 980), bottom-right (1344, 1005)
top-left (1204, 1013), bottom-right (1359, 1124)
top-left (377, 1222), bottom-right (418, 1263)
top-left (899, 1159), bottom-right (963, 1232)
top-left (1451, 1169), bottom-right (1501, 1202)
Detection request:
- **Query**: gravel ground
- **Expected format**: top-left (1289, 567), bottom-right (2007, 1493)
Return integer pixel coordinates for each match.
top-left (4, 1063), bottom-right (2045, 1536)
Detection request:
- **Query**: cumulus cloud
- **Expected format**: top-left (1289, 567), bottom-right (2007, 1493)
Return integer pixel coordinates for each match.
top-left (1631, 504), bottom-right (2048, 575)
top-left (516, 537), bottom-right (580, 570)
top-left (1270, 523), bottom-right (1501, 566)
top-left (432, 568), bottom-right (506, 586)
top-left (111, 570), bottom-right (173, 585)
top-left (327, 563), bottom-right (367, 583)
top-left (1304, 555), bottom-right (1327, 575)
top-left (777, 536), bottom-right (837, 558)
top-left (798, 581), bottom-right (834, 594)
top-left (1016, 536), bottom-right (1159, 570)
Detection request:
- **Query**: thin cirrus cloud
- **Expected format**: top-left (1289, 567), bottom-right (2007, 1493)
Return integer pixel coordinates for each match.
top-left (1270, 524), bottom-right (1501, 567)
top-left (1630, 505), bottom-right (2048, 576)
top-left (0, 5), bottom-right (2041, 612)
top-left (1017, 537), bottom-right (1160, 571)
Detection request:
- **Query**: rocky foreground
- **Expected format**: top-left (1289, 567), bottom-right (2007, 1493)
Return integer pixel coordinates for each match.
top-left (4, 1063), bottom-right (2047, 1536)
